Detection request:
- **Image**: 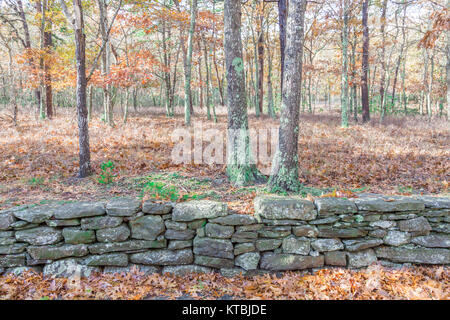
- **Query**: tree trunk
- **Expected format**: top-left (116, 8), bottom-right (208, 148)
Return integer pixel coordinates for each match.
top-left (341, 0), bottom-right (349, 128)
top-left (224, 0), bottom-right (260, 186)
top-left (184, 0), bottom-right (198, 126)
top-left (379, 0), bottom-right (388, 116)
top-left (278, 0), bottom-right (288, 93)
top-left (361, 0), bottom-right (370, 122)
top-left (269, 0), bottom-right (306, 192)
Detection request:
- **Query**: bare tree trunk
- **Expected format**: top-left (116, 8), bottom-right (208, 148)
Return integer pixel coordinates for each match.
top-left (278, 0), bottom-right (288, 93)
top-left (184, 0), bottom-right (198, 126)
top-left (224, 0), bottom-right (260, 186)
top-left (269, 0), bottom-right (306, 192)
top-left (379, 0), bottom-right (388, 116)
top-left (361, 0), bottom-right (370, 122)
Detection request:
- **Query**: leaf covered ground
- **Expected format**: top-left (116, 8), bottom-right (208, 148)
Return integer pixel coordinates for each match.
top-left (0, 265), bottom-right (448, 300)
top-left (0, 108), bottom-right (448, 212)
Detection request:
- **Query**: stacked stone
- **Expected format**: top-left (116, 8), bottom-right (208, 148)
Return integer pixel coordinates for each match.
top-left (0, 194), bottom-right (449, 277)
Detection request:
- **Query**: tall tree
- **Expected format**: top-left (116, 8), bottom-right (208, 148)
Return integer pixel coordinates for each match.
top-left (341, 0), bottom-right (349, 128)
top-left (268, 0), bottom-right (306, 192)
top-left (59, 0), bottom-right (91, 178)
top-left (224, 0), bottom-right (260, 186)
top-left (361, 0), bottom-right (370, 122)
top-left (184, 0), bottom-right (198, 126)
top-left (278, 0), bottom-right (288, 93)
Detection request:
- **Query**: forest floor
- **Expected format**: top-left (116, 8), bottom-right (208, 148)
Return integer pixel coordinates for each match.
top-left (0, 106), bottom-right (448, 212)
top-left (0, 264), bottom-right (448, 300)
top-left (0, 106), bottom-right (449, 300)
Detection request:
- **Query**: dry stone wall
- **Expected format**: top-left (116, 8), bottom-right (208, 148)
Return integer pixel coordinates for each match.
top-left (0, 194), bottom-right (449, 277)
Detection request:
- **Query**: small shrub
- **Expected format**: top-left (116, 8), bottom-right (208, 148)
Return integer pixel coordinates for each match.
top-left (98, 161), bottom-right (117, 185)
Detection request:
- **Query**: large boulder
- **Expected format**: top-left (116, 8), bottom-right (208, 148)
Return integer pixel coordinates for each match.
top-left (383, 231), bottom-right (411, 246)
top-left (129, 215), bottom-right (165, 240)
top-left (398, 217), bottom-right (432, 235)
top-left (142, 201), bottom-right (173, 215)
top-left (13, 205), bottom-right (55, 223)
top-left (96, 224), bottom-right (131, 243)
top-left (282, 236), bottom-right (310, 255)
top-left (205, 223), bottom-right (234, 239)
top-left (172, 201), bottom-right (228, 222)
top-left (254, 196), bottom-right (317, 221)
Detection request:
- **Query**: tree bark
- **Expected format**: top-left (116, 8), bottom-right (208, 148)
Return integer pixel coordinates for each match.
top-left (224, 0), bottom-right (260, 186)
top-left (361, 0), bottom-right (370, 123)
top-left (184, 0), bottom-right (198, 126)
top-left (269, 0), bottom-right (306, 192)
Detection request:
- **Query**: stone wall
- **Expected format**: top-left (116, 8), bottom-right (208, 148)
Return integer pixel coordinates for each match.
top-left (0, 194), bottom-right (449, 277)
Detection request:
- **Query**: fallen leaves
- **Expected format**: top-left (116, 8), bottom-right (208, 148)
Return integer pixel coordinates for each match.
top-left (0, 264), bottom-right (448, 300)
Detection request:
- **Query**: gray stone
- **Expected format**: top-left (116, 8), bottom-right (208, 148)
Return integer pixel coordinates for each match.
top-left (15, 227), bottom-right (62, 245)
top-left (205, 223), bottom-right (234, 238)
top-left (236, 224), bottom-right (263, 232)
top-left (369, 220), bottom-right (396, 229)
top-left (256, 239), bottom-right (282, 251)
top-left (13, 205), bottom-right (55, 223)
top-left (165, 229), bottom-right (196, 240)
top-left (46, 219), bottom-right (80, 227)
top-left (369, 229), bottom-right (388, 238)
top-left (431, 223), bottom-right (450, 234)
top-left (347, 249), bottom-right (377, 268)
top-left (196, 227), bottom-right (206, 238)
top-left (62, 228), bottom-right (96, 244)
top-left (234, 243), bottom-right (256, 255)
top-left (193, 237), bottom-right (234, 259)
top-left (385, 213), bottom-right (417, 220)
top-left (309, 217), bottom-right (339, 225)
top-left (187, 219), bottom-right (207, 230)
top-left (398, 217), bottom-right (432, 235)
top-left (384, 231), bottom-right (411, 246)
top-left (314, 198), bottom-right (358, 216)
top-left (0, 254), bottom-right (26, 267)
top-left (194, 255), bottom-right (234, 269)
top-left (0, 231), bottom-right (14, 238)
top-left (168, 240), bottom-right (192, 250)
top-left (209, 214), bottom-right (258, 225)
top-left (0, 243), bottom-right (27, 255)
top-left (311, 239), bottom-right (344, 252)
top-left (11, 221), bottom-right (38, 230)
top-left (260, 253), bottom-right (324, 270)
top-left (232, 231), bottom-right (258, 243)
top-left (375, 246), bottom-right (450, 264)
top-left (254, 195), bottom-right (317, 221)
top-left (420, 210), bottom-right (449, 217)
top-left (54, 202), bottom-right (105, 219)
top-left (162, 265), bottom-right (212, 276)
top-left (352, 196), bottom-right (425, 212)
top-left (96, 224), bottom-right (130, 243)
top-left (318, 227), bottom-right (367, 238)
top-left (81, 216), bottom-right (123, 230)
top-left (88, 239), bottom-right (166, 254)
top-left (142, 201), bottom-right (173, 214)
top-left (0, 237), bottom-right (16, 245)
top-left (27, 244), bottom-right (88, 260)
top-left (43, 259), bottom-right (100, 278)
top-left (344, 239), bottom-right (383, 251)
top-left (258, 227), bottom-right (291, 238)
top-left (235, 252), bottom-right (260, 270)
top-left (0, 212), bottom-right (15, 230)
top-left (84, 253), bottom-right (128, 266)
top-left (106, 197), bottom-right (141, 216)
top-left (103, 264), bottom-right (160, 275)
top-left (261, 219), bottom-right (305, 226)
top-left (130, 215), bottom-right (165, 240)
top-left (417, 196), bottom-right (450, 209)
top-left (325, 251), bottom-right (347, 266)
top-left (282, 236), bottom-right (310, 255)
top-left (411, 235), bottom-right (450, 248)
top-left (130, 249), bottom-right (193, 265)
top-left (172, 201), bottom-right (228, 222)
top-left (164, 220), bottom-right (187, 231)
top-left (292, 225), bottom-right (319, 237)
